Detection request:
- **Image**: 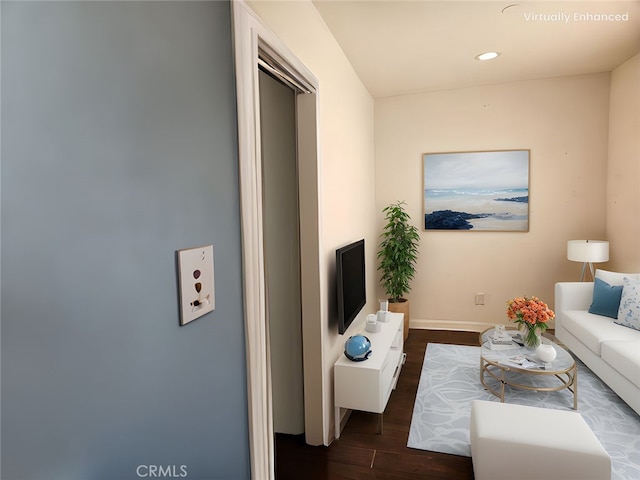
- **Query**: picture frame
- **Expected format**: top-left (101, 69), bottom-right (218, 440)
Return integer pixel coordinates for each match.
top-left (423, 150), bottom-right (530, 231)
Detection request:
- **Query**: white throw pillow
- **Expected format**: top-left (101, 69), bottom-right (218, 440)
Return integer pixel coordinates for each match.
top-left (595, 269), bottom-right (640, 286)
top-left (616, 277), bottom-right (640, 331)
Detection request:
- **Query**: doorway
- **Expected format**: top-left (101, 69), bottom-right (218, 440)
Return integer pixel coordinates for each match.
top-left (258, 69), bottom-right (304, 435)
top-left (232, 3), bottom-right (324, 478)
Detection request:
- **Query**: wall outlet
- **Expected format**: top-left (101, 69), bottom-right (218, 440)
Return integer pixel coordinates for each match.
top-left (475, 293), bottom-right (485, 305)
top-left (177, 245), bottom-right (215, 325)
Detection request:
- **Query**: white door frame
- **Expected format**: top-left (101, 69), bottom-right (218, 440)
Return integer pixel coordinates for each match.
top-left (231, 2), bottom-right (324, 478)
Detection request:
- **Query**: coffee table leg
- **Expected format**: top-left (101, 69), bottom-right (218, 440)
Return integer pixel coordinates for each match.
top-left (573, 364), bottom-right (578, 410)
top-left (480, 358), bottom-right (507, 403)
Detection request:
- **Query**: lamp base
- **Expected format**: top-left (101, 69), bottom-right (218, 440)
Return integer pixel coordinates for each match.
top-left (579, 262), bottom-right (595, 282)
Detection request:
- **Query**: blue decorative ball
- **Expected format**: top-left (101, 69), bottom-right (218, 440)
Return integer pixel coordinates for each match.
top-left (344, 335), bottom-right (372, 362)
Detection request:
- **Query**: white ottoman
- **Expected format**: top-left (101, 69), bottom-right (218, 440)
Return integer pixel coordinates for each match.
top-left (470, 400), bottom-right (611, 480)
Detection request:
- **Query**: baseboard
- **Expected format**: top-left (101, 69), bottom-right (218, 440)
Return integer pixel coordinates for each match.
top-left (410, 318), bottom-right (556, 334)
top-left (409, 318), bottom-right (495, 332)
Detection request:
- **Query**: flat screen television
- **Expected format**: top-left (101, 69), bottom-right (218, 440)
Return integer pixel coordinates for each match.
top-left (336, 239), bottom-right (366, 335)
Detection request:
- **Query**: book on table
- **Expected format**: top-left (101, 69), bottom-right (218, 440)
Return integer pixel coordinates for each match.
top-left (487, 330), bottom-right (521, 350)
top-left (487, 338), bottom-right (519, 350)
top-left (499, 354), bottom-right (546, 369)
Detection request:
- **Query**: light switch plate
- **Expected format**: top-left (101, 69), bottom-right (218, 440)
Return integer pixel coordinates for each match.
top-left (177, 245), bottom-right (215, 325)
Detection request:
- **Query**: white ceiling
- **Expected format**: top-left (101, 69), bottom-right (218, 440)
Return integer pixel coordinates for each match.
top-left (312, 0), bottom-right (640, 98)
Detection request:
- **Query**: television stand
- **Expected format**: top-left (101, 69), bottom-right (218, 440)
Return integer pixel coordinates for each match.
top-left (333, 312), bottom-right (404, 438)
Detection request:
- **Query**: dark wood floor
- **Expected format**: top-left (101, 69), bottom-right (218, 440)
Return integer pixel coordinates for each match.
top-left (275, 329), bottom-right (481, 479)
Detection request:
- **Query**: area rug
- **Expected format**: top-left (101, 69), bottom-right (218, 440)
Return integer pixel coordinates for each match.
top-left (407, 343), bottom-right (640, 480)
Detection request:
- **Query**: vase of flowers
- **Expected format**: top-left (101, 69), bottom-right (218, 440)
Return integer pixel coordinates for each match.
top-left (506, 296), bottom-right (555, 349)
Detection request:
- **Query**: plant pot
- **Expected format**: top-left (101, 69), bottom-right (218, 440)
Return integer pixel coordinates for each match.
top-left (388, 298), bottom-right (410, 341)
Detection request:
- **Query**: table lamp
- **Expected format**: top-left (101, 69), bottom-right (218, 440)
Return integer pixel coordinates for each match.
top-left (567, 240), bottom-right (609, 281)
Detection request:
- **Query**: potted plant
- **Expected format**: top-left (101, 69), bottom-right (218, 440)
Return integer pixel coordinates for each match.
top-left (377, 201), bottom-right (420, 340)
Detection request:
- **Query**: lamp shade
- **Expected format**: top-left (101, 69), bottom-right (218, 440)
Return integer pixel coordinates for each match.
top-left (567, 240), bottom-right (609, 263)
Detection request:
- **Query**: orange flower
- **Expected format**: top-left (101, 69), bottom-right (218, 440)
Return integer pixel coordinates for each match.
top-left (506, 295), bottom-right (555, 330)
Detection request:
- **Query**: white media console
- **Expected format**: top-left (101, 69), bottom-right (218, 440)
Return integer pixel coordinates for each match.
top-left (334, 312), bottom-right (404, 438)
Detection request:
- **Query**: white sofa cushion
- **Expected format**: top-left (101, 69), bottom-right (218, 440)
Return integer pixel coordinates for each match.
top-left (562, 310), bottom-right (640, 356)
top-left (601, 341), bottom-right (640, 389)
top-left (555, 282), bottom-right (594, 312)
top-left (596, 269), bottom-right (640, 286)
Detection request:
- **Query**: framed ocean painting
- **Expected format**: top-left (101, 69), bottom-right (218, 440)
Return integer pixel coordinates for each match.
top-left (423, 150), bottom-right (530, 231)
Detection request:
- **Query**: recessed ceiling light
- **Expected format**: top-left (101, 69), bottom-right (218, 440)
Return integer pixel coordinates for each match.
top-left (475, 51), bottom-right (501, 61)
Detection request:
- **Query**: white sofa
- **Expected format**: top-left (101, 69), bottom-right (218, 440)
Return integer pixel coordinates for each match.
top-left (555, 274), bottom-right (640, 416)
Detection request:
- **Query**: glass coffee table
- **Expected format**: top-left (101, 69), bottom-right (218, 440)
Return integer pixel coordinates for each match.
top-left (479, 327), bottom-right (578, 409)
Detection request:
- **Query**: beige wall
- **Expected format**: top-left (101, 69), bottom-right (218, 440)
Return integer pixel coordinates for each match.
top-left (375, 73), bottom-right (612, 329)
top-left (607, 53), bottom-right (640, 272)
top-left (247, 0), bottom-right (376, 445)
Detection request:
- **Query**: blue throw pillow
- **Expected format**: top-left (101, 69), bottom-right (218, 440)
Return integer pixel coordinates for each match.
top-left (589, 277), bottom-right (623, 318)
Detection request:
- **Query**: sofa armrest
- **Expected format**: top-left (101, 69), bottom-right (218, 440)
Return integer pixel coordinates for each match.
top-left (555, 282), bottom-right (594, 313)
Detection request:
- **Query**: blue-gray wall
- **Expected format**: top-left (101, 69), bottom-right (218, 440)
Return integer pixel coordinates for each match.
top-left (1, 2), bottom-right (250, 478)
